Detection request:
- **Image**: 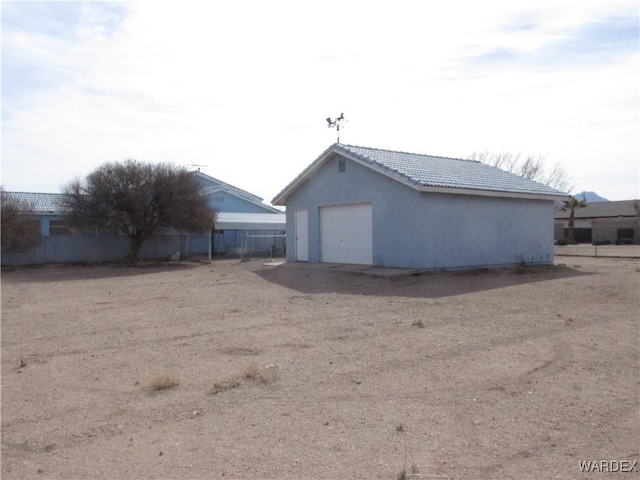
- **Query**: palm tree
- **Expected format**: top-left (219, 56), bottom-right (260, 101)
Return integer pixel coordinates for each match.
top-left (561, 195), bottom-right (587, 243)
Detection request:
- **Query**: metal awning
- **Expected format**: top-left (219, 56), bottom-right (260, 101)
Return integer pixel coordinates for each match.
top-left (215, 212), bottom-right (285, 230)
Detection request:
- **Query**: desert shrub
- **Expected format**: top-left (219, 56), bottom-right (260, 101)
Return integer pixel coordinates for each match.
top-left (1, 189), bottom-right (41, 252)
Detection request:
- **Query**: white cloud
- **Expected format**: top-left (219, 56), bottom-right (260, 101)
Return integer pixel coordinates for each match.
top-left (1, 0), bottom-right (638, 201)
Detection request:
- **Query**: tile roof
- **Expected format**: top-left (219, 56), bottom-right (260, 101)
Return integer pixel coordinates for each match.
top-left (2, 192), bottom-right (67, 214)
top-left (273, 144), bottom-right (568, 205)
top-left (337, 144), bottom-right (567, 196)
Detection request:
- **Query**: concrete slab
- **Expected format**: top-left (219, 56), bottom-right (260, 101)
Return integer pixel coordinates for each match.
top-left (275, 261), bottom-right (422, 278)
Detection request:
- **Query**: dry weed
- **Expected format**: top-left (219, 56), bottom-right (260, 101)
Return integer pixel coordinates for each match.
top-left (243, 362), bottom-right (280, 384)
top-left (210, 363), bottom-right (280, 395)
top-left (15, 356), bottom-right (27, 370)
top-left (209, 377), bottom-right (241, 395)
top-left (147, 374), bottom-right (180, 391)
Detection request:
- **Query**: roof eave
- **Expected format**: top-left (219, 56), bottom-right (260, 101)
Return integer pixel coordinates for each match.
top-left (272, 144), bottom-right (339, 206)
top-left (417, 185), bottom-right (569, 201)
top-left (195, 171), bottom-right (265, 203)
top-left (203, 185), bottom-right (280, 212)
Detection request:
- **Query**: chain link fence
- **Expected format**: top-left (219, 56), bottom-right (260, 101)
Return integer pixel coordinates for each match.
top-left (555, 223), bottom-right (640, 258)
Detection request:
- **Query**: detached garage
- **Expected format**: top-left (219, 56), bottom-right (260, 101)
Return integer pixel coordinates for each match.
top-left (273, 144), bottom-right (568, 270)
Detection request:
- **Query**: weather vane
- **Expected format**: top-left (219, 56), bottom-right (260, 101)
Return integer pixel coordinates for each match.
top-left (326, 113), bottom-right (346, 144)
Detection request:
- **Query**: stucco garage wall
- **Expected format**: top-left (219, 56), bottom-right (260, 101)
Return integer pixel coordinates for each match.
top-left (376, 192), bottom-right (554, 268)
top-left (285, 153), bottom-right (404, 263)
top-left (284, 153), bottom-right (555, 269)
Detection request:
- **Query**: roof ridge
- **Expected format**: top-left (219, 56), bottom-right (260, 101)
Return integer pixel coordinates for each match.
top-left (3, 191), bottom-right (67, 195)
top-left (194, 171), bottom-right (264, 201)
top-left (338, 144), bottom-right (481, 164)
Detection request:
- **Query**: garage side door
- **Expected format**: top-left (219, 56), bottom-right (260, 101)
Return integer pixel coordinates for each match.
top-left (295, 209), bottom-right (308, 262)
top-left (320, 203), bottom-right (372, 265)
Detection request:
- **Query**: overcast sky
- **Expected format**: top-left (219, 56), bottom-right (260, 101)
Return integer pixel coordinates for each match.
top-left (2, 0), bottom-right (638, 203)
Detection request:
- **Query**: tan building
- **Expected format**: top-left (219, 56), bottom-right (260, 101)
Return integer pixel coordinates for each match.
top-left (555, 199), bottom-right (640, 244)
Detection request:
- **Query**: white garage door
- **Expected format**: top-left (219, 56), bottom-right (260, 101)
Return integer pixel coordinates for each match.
top-left (320, 203), bottom-right (372, 265)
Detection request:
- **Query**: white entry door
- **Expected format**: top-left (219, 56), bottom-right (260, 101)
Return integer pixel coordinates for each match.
top-left (295, 209), bottom-right (308, 262)
top-left (320, 203), bottom-right (372, 265)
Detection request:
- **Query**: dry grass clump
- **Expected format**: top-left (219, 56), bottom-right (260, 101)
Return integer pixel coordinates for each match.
top-left (147, 374), bottom-right (180, 391)
top-left (209, 362), bottom-right (279, 395)
top-left (209, 377), bottom-right (241, 395)
top-left (242, 362), bottom-right (280, 384)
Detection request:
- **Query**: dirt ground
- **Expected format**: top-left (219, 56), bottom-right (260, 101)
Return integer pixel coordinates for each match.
top-left (1, 256), bottom-right (638, 480)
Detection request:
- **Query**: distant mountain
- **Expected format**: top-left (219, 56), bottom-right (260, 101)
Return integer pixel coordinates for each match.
top-left (574, 191), bottom-right (609, 202)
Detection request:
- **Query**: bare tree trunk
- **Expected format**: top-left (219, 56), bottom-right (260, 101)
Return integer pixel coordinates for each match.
top-left (567, 215), bottom-right (576, 243)
top-left (127, 236), bottom-right (145, 263)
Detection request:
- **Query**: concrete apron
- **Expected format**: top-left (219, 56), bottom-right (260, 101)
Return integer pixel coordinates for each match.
top-left (268, 261), bottom-right (421, 278)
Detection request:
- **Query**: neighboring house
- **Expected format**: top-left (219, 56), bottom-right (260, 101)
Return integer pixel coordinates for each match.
top-left (2, 174), bottom-right (285, 265)
top-left (2, 192), bottom-right (76, 236)
top-left (554, 199), bottom-right (640, 244)
top-left (195, 171), bottom-right (281, 214)
top-left (194, 172), bottom-right (285, 255)
top-left (272, 144), bottom-right (567, 269)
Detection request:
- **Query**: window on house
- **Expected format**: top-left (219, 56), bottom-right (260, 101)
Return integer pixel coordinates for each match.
top-left (338, 158), bottom-right (346, 172)
top-left (49, 220), bottom-right (76, 235)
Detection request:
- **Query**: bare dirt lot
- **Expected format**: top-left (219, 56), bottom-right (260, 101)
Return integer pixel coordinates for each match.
top-left (2, 256), bottom-right (639, 480)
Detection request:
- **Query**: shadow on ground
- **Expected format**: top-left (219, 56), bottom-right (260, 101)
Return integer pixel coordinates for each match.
top-left (0, 260), bottom-right (205, 284)
top-left (254, 263), bottom-right (593, 299)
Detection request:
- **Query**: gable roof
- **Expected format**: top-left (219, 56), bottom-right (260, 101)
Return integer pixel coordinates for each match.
top-left (195, 171), bottom-right (280, 213)
top-left (3, 173), bottom-right (282, 217)
top-left (2, 192), bottom-right (67, 215)
top-left (272, 144), bottom-right (568, 205)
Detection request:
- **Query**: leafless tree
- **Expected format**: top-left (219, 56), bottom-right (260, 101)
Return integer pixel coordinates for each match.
top-left (62, 160), bottom-right (216, 262)
top-left (1, 188), bottom-right (41, 252)
top-left (469, 150), bottom-right (572, 192)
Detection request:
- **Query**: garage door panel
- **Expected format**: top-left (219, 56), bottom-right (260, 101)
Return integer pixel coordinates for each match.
top-left (320, 203), bottom-right (372, 265)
